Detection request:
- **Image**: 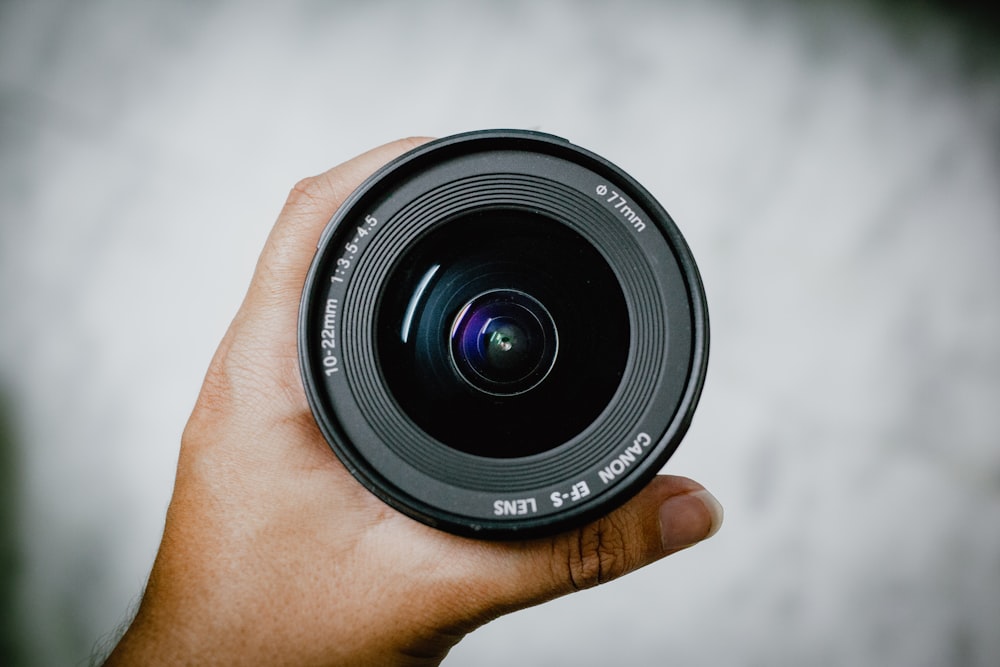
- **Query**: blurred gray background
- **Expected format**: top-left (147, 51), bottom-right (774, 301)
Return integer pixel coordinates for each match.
top-left (1, 0), bottom-right (999, 665)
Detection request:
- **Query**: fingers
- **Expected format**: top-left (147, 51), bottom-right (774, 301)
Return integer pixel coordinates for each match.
top-left (658, 486), bottom-right (724, 552)
top-left (188, 138), bottom-right (430, 438)
top-left (243, 137), bottom-right (432, 326)
top-left (480, 476), bottom-right (722, 613)
top-left (557, 475), bottom-right (722, 589)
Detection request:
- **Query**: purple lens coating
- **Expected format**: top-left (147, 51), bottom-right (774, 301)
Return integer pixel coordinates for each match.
top-left (450, 289), bottom-right (558, 395)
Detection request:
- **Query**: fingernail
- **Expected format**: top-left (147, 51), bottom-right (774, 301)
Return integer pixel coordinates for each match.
top-left (659, 489), bottom-right (724, 551)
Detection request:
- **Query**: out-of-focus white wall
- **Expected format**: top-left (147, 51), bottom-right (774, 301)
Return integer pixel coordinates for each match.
top-left (1, 1), bottom-right (998, 665)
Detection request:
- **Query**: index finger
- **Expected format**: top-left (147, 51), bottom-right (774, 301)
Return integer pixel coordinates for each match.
top-left (246, 137), bottom-right (432, 319)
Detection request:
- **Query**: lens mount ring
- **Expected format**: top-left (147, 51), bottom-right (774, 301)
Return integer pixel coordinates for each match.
top-left (299, 130), bottom-right (709, 538)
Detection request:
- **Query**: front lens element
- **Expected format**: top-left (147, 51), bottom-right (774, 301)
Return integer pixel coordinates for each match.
top-left (450, 289), bottom-right (558, 395)
top-left (376, 211), bottom-right (629, 459)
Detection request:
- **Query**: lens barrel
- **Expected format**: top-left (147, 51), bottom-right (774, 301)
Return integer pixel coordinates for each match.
top-left (299, 130), bottom-right (708, 538)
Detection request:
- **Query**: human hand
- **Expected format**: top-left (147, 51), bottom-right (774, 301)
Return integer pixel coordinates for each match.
top-left (105, 138), bottom-right (723, 666)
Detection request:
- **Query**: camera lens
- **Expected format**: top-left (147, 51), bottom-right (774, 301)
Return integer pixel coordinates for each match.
top-left (299, 130), bottom-right (708, 538)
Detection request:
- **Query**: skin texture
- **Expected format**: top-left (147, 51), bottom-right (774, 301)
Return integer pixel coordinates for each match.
top-left (104, 138), bottom-right (723, 667)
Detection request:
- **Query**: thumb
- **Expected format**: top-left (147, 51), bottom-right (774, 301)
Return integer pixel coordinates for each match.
top-left (479, 475), bottom-right (723, 614)
top-left (551, 475), bottom-right (723, 591)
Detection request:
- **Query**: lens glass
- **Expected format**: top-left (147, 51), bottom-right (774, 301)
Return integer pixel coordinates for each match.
top-left (376, 210), bottom-right (629, 458)
top-left (450, 289), bottom-right (558, 395)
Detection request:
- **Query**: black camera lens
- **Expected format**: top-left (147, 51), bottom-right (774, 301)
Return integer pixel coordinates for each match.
top-left (299, 130), bottom-right (708, 538)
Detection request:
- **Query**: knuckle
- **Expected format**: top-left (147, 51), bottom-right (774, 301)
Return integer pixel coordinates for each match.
top-left (397, 135), bottom-right (432, 152)
top-left (183, 333), bottom-right (265, 436)
top-left (184, 354), bottom-right (239, 438)
top-left (564, 514), bottom-right (633, 591)
top-left (284, 174), bottom-right (327, 212)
